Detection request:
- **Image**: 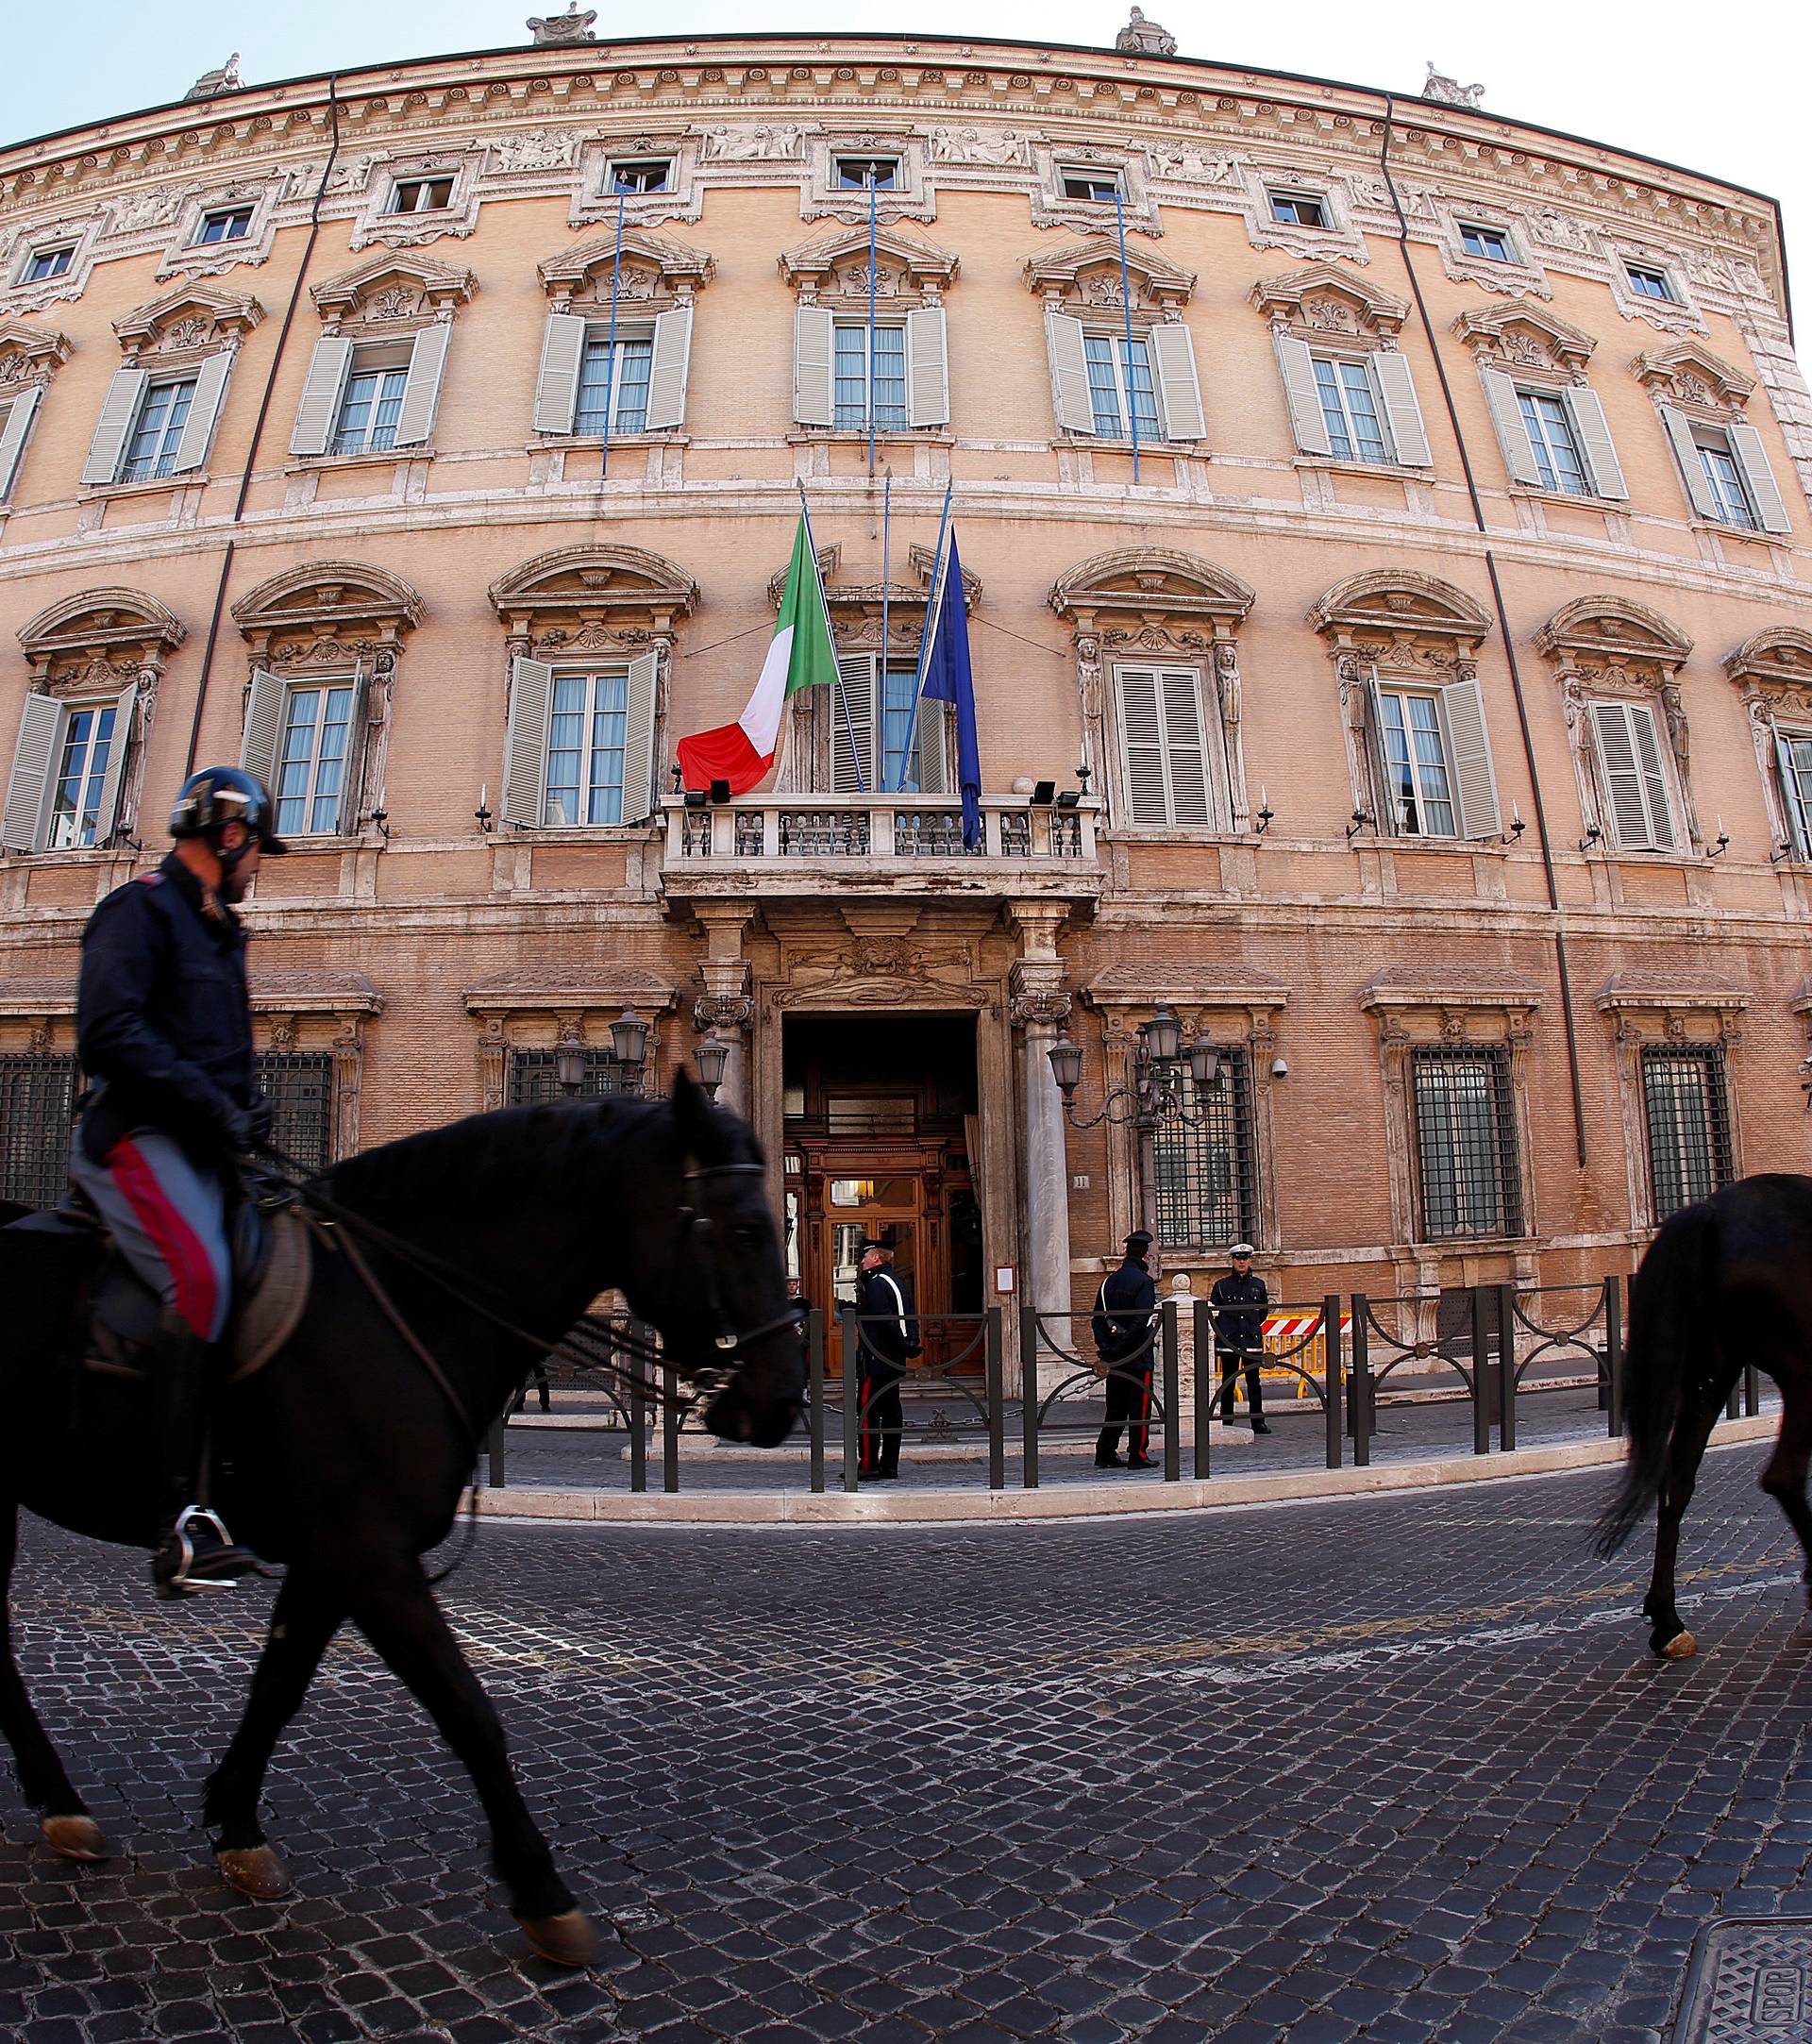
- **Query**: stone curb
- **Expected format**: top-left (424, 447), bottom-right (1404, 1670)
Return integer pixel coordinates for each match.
top-left (465, 1413), bottom-right (1777, 1526)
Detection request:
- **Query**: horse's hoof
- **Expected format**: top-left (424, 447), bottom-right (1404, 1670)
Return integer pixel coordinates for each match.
top-left (41, 1815), bottom-right (111, 1863)
top-left (215, 1845), bottom-right (294, 1901)
top-left (1661, 1630), bottom-right (1698, 1660)
top-left (518, 1908), bottom-right (597, 1968)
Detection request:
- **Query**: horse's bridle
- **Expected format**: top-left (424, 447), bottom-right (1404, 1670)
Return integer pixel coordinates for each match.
top-left (671, 1161), bottom-right (808, 1402)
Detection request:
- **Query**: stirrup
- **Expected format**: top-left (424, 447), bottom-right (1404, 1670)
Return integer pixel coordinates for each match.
top-left (156, 1507), bottom-right (259, 1598)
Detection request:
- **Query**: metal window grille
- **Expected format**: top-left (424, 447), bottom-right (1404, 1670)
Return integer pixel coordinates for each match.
top-left (1150, 1052), bottom-right (1259, 1250)
top-left (257, 1053), bottom-right (335, 1172)
top-left (508, 1048), bottom-right (629, 1104)
top-left (1641, 1046), bottom-right (1733, 1219)
top-left (1411, 1044), bottom-right (1521, 1240)
top-left (0, 1053), bottom-right (76, 1210)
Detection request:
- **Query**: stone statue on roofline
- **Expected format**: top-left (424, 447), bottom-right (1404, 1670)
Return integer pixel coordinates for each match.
top-left (528, 3), bottom-right (597, 45)
top-left (183, 54), bottom-right (243, 103)
top-left (1422, 61), bottom-right (1485, 108)
top-left (1116, 8), bottom-right (1179, 56)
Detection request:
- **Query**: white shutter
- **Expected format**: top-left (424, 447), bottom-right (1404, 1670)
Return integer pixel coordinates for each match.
top-left (239, 667), bottom-right (285, 788)
top-left (1149, 321), bottom-right (1205, 444)
top-left (502, 656), bottom-right (553, 827)
top-left (81, 364), bottom-right (147, 485)
top-left (1365, 672), bottom-right (1398, 835)
top-left (914, 697), bottom-right (950, 793)
top-left (92, 679), bottom-right (139, 847)
top-left (1273, 333), bottom-right (1331, 457)
top-left (1591, 701), bottom-right (1670, 851)
top-left (1729, 420), bottom-right (1792, 534)
top-left (1481, 368), bottom-right (1541, 486)
top-left (289, 335), bottom-right (353, 457)
top-left (1373, 348), bottom-right (1431, 466)
top-left (391, 323), bottom-right (450, 447)
top-left (1045, 309), bottom-right (1094, 435)
top-left (532, 312), bottom-right (586, 435)
top-left (1566, 384), bottom-right (1627, 499)
top-left (168, 350), bottom-right (231, 474)
top-left (1658, 404), bottom-right (1720, 520)
top-left (644, 305), bottom-right (693, 431)
top-left (905, 306), bottom-right (949, 428)
top-left (1116, 667), bottom-right (1168, 826)
top-left (2, 693), bottom-right (60, 853)
top-left (1627, 702), bottom-right (1675, 849)
top-left (1776, 732), bottom-right (1812, 857)
top-left (333, 667), bottom-right (369, 835)
top-left (0, 385), bottom-right (42, 500)
top-left (1440, 673), bottom-right (1500, 838)
top-left (620, 650), bottom-right (659, 823)
top-left (1158, 670), bottom-right (1212, 825)
top-left (793, 306), bottom-right (834, 427)
top-left (830, 653), bottom-right (876, 793)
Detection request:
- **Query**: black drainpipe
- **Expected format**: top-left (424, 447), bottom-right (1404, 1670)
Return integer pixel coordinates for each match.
top-left (1378, 92), bottom-right (1589, 1169)
top-left (183, 76), bottom-right (343, 776)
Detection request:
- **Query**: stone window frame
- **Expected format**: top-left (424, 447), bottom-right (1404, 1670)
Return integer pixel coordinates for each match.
top-left (80, 284), bottom-right (262, 495)
top-left (560, 131), bottom-right (706, 229)
top-left (1602, 239), bottom-right (1704, 334)
top-left (1427, 198), bottom-right (1551, 300)
top-left (463, 972), bottom-right (678, 1114)
top-left (1629, 343), bottom-right (1793, 539)
top-left (229, 561), bottom-right (426, 852)
top-left (1361, 973), bottom-right (1540, 1255)
top-left (1451, 298), bottom-right (1629, 507)
top-left (246, 975), bottom-right (385, 1165)
top-left (157, 179), bottom-right (285, 281)
top-left (1029, 142), bottom-right (1160, 237)
top-left (1724, 627), bottom-right (1812, 864)
top-left (344, 149), bottom-right (484, 252)
top-left (1049, 547), bottom-right (1255, 835)
top-left (0, 321), bottom-right (72, 508)
top-left (800, 130), bottom-right (937, 226)
top-left (1596, 978), bottom-right (1745, 1232)
top-left (1234, 166), bottom-right (1367, 265)
top-left (1532, 595), bottom-right (1703, 859)
top-left (1078, 968), bottom-right (1288, 1260)
top-left (2, 214), bottom-right (104, 313)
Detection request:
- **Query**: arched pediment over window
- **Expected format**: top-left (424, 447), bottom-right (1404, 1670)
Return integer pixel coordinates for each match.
top-left (232, 561), bottom-right (426, 663)
top-left (1051, 548), bottom-right (1254, 638)
top-left (1533, 595), bottom-right (1693, 670)
top-left (1725, 625), bottom-right (1812, 693)
top-left (488, 545), bottom-right (696, 653)
top-left (19, 587), bottom-right (185, 678)
top-left (1307, 569), bottom-right (1491, 648)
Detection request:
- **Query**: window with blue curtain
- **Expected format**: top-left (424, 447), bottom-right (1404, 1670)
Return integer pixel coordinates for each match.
top-left (122, 377), bottom-right (196, 481)
top-left (1312, 356), bottom-right (1391, 462)
top-left (880, 666), bottom-right (929, 792)
top-left (832, 324), bottom-right (906, 431)
top-left (332, 364), bottom-right (409, 456)
top-left (46, 703), bottom-right (118, 850)
top-left (545, 671), bottom-right (629, 826)
top-left (274, 682), bottom-right (356, 836)
top-left (1082, 333), bottom-right (1159, 441)
top-left (574, 332), bottom-right (653, 435)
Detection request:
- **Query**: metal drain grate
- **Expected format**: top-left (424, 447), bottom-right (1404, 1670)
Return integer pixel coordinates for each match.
top-left (1674, 1917), bottom-right (1812, 2042)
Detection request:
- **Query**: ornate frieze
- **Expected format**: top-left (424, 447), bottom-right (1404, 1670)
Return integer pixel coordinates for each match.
top-left (0, 319), bottom-right (71, 390)
top-left (537, 226), bottom-right (713, 306)
top-left (1451, 298), bottom-right (1596, 382)
top-left (1248, 260), bottom-right (1406, 339)
top-left (310, 251), bottom-right (476, 330)
top-left (1023, 236), bottom-right (1192, 319)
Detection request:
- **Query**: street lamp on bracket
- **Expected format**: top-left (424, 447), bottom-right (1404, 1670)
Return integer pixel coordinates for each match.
top-left (1047, 1003), bottom-right (1224, 1128)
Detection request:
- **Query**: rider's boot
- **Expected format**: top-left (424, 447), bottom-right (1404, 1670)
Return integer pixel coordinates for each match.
top-left (150, 1309), bottom-right (258, 1600)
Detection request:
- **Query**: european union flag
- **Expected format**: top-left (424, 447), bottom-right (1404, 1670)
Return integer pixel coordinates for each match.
top-left (919, 529), bottom-right (982, 850)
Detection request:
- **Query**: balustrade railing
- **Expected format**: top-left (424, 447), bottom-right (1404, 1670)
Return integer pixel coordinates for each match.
top-left (665, 794), bottom-right (1099, 863)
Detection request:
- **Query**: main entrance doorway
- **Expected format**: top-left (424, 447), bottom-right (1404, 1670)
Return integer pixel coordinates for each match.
top-left (781, 1014), bottom-right (982, 1375)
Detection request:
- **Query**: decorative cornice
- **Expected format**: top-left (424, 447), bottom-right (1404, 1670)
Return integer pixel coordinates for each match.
top-left (1248, 260), bottom-right (1407, 337)
top-left (310, 250), bottom-right (477, 320)
top-left (233, 561), bottom-right (427, 638)
top-left (537, 226), bottom-right (714, 297)
top-left (1533, 595), bottom-right (1692, 669)
top-left (1307, 569), bottom-right (1491, 645)
top-left (111, 282), bottom-right (262, 351)
top-left (1051, 547), bottom-right (1254, 629)
top-left (19, 586), bottom-right (186, 662)
top-left (1724, 626), bottom-right (1812, 692)
top-left (463, 968), bottom-right (676, 1013)
top-left (489, 544), bottom-right (697, 628)
top-left (1023, 235), bottom-right (1195, 307)
top-left (1627, 340), bottom-right (1753, 408)
top-left (779, 223), bottom-right (957, 292)
top-left (1451, 297), bottom-right (1596, 369)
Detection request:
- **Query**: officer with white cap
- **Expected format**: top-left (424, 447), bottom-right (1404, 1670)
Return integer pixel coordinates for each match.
top-left (1210, 1242), bottom-right (1271, 1433)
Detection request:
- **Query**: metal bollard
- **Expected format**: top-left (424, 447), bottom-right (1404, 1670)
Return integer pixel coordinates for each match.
top-left (1351, 1297), bottom-right (1371, 1467)
top-left (809, 1308), bottom-right (826, 1494)
top-left (841, 1307), bottom-right (860, 1493)
top-left (1496, 1282), bottom-right (1517, 1452)
top-left (1020, 1309), bottom-right (1040, 1489)
top-left (985, 1307), bottom-right (1005, 1491)
top-left (485, 1415), bottom-right (507, 1489)
top-left (1193, 1299), bottom-right (1213, 1481)
top-left (1323, 1294), bottom-right (1343, 1470)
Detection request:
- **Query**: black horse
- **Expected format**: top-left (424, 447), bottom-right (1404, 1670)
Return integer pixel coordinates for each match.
top-left (1597, 1172), bottom-right (1812, 1660)
top-left (0, 1076), bottom-right (802, 1965)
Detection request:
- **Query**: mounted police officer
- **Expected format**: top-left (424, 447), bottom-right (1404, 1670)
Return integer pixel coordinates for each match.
top-left (72, 766), bottom-right (287, 1598)
top-left (854, 1238), bottom-right (918, 1480)
top-left (1094, 1230), bottom-right (1158, 1469)
top-left (1210, 1243), bottom-right (1272, 1434)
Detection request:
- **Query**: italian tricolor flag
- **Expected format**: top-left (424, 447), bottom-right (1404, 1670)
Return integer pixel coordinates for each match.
top-left (677, 515), bottom-right (838, 795)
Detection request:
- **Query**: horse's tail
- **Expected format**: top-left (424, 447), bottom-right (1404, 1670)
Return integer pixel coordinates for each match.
top-left (1594, 1200), bottom-right (1718, 1557)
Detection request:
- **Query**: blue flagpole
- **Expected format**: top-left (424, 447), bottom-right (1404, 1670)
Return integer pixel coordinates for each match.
top-left (1114, 183), bottom-right (1140, 484)
top-left (896, 479), bottom-right (953, 786)
top-left (600, 187), bottom-right (625, 480)
top-left (798, 480), bottom-right (864, 796)
top-left (866, 175), bottom-right (878, 479)
top-left (878, 467), bottom-right (892, 787)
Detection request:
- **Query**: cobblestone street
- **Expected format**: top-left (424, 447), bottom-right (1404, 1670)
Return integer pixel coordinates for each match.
top-left (3, 1443), bottom-right (1810, 2042)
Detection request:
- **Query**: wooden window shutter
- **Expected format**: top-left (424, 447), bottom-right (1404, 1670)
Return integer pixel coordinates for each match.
top-left (905, 306), bottom-right (949, 428)
top-left (0, 385), bottom-right (42, 500)
top-left (1658, 404), bottom-right (1720, 519)
top-left (2, 693), bottom-right (61, 853)
top-left (392, 323), bottom-right (451, 447)
top-left (1363, 671), bottom-right (1398, 836)
top-left (1627, 701), bottom-right (1675, 848)
top-left (1273, 333), bottom-right (1331, 457)
top-left (1373, 348), bottom-right (1432, 465)
top-left (531, 312), bottom-right (586, 434)
top-left (620, 650), bottom-right (660, 823)
top-left (1480, 368), bottom-right (1541, 486)
top-left (1775, 732), bottom-right (1812, 856)
top-left (1116, 667), bottom-right (1168, 825)
top-left (1565, 385), bottom-right (1627, 499)
top-left (1158, 669), bottom-right (1213, 826)
top-left (502, 657), bottom-right (554, 827)
top-left (1044, 308), bottom-right (1094, 435)
top-left (168, 350), bottom-right (232, 474)
top-left (289, 335), bottom-right (353, 457)
top-left (1729, 420), bottom-right (1792, 534)
top-left (332, 668), bottom-right (369, 835)
top-left (643, 305), bottom-right (693, 431)
top-left (1149, 321), bottom-right (1205, 443)
top-left (1440, 673), bottom-right (1501, 837)
top-left (830, 653), bottom-right (877, 793)
top-left (80, 364), bottom-right (147, 485)
top-left (914, 697), bottom-right (950, 793)
top-left (239, 667), bottom-right (285, 789)
top-left (793, 306), bottom-right (835, 427)
top-left (93, 679), bottom-right (139, 846)
top-left (1591, 701), bottom-right (1662, 850)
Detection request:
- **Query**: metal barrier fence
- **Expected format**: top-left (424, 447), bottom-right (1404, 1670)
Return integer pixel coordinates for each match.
top-left (478, 1275), bottom-right (1762, 1493)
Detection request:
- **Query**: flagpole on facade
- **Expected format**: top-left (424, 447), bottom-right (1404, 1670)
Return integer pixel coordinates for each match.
top-left (600, 186), bottom-right (626, 480)
top-left (866, 175), bottom-right (879, 479)
top-left (798, 479), bottom-right (865, 794)
top-left (878, 466), bottom-right (892, 785)
top-left (895, 477), bottom-right (953, 784)
top-left (1113, 183), bottom-right (1140, 484)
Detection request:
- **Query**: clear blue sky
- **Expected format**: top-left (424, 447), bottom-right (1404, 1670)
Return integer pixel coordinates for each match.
top-left (4, 1), bottom-right (1806, 327)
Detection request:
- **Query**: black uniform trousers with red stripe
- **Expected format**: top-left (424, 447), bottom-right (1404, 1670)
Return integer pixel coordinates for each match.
top-left (859, 1361), bottom-right (905, 1478)
top-left (1099, 1351), bottom-right (1154, 1461)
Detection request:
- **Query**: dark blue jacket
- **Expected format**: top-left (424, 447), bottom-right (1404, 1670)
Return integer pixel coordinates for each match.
top-left (1209, 1270), bottom-right (1269, 1356)
top-left (855, 1264), bottom-right (919, 1374)
top-left (1093, 1255), bottom-right (1157, 1363)
top-left (76, 852), bottom-right (257, 1164)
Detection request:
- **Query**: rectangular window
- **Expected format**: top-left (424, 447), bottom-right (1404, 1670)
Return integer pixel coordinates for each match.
top-left (1268, 191), bottom-right (1328, 228)
top-left (880, 664), bottom-right (933, 794)
top-left (256, 1053), bottom-right (335, 1172)
top-left (832, 323), bottom-right (907, 431)
top-left (573, 331), bottom-right (653, 435)
top-left (45, 701), bottom-right (121, 850)
top-left (1151, 1056), bottom-right (1259, 1251)
top-left (1517, 389), bottom-right (1590, 495)
top-left (1082, 332), bottom-right (1159, 441)
top-left (1692, 426), bottom-right (1758, 529)
top-left (1312, 355), bottom-right (1392, 462)
top-left (607, 159), bottom-right (671, 193)
top-left (0, 1053), bottom-right (77, 1211)
top-left (1376, 688), bottom-right (1457, 837)
top-left (1061, 169), bottom-right (1122, 203)
top-left (1459, 224), bottom-right (1514, 262)
top-left (330, 353), bottom-right (410, 456)
top-left (834, 157), bottom-right (898, 190)
top-left (119, 375), bottom-right (196, 482)
top-left (508, 1047), bottom-right (629, 1104)
top-left (24, 245), bottom-right (73, 283)
top-left (1412, 1045), bottom-right (1521, 1240)
top-left (1641, 1047), bottom-right (1732, 1219)
top-left (196, 207), bottom-right (253, 245)
top-left (545, 670), bottom-right (629, 827)
top-left (1626, 263), bottom-right (1676, 303)
top-left (274, 681), bottom-right (357, 837)
top-left (1779, 733), bottom-right (1812, 856)
top-left (1590, 699), bottom-right (1675, 852)
top-left (390, 176), bottom-right (454, 213)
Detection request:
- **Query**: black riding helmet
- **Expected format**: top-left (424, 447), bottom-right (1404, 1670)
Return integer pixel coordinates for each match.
top-left (168, 766), bottom-right (289, 865)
